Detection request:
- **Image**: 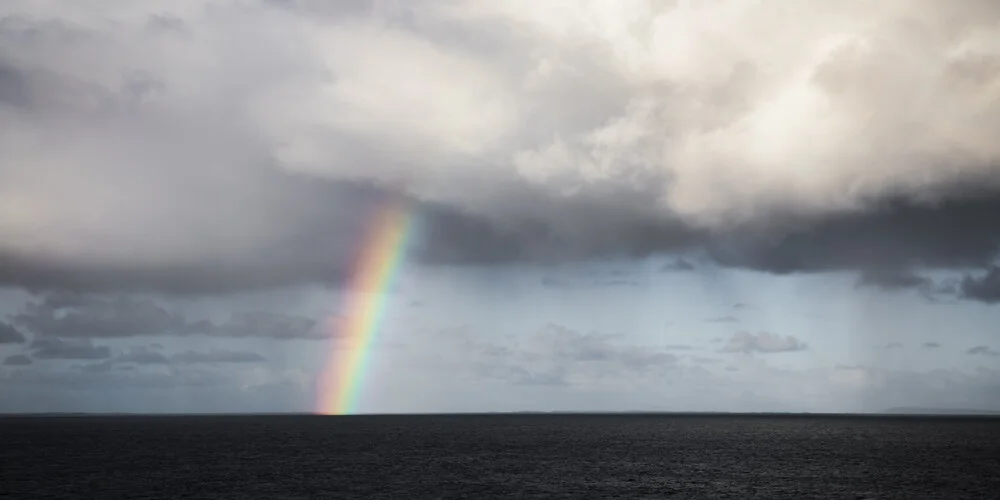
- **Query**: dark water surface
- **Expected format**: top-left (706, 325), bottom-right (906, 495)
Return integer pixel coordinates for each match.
top-left (3, 414), bottom-right (1000, 499)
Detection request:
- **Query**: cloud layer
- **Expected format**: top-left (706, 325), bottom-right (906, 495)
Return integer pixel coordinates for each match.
top-left (3, 1), bottom-right (1000, 293)
top-left (11, 291), bottom-right (324, 340)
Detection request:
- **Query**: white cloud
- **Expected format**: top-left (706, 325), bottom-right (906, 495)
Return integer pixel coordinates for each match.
top-left (3, 0), bottom-right (1000, 300)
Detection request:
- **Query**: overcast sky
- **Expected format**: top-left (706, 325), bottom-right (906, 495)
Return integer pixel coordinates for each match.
top-left (3, 0), bottom-right (1000, 414)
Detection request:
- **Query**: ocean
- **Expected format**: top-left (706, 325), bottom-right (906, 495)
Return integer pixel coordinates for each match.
top-left (2, 414), bottom-right (999, 499)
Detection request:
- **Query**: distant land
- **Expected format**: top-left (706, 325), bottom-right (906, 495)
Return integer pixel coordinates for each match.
top-left (881, 407), bottom-right (1000, 415)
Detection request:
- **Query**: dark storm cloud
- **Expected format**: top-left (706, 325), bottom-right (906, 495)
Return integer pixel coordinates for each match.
top-left (720, 332), bottom-right (807, 354)
top-left (30, 338), bottom-right (112, 360)
top-left (959, 267), bottom-right (1000, 303)
top-left (0, 322), bottom-right (26, 343)
top-left (10, 173), bottom-right (1000, 296)
top-left (2, 354), bottom-right (32, 366)
top-left (708, 196), bottom-right (1000, 278)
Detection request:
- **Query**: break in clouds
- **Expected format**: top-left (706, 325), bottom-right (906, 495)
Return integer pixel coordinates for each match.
top-left (1, 0), bottom-right (1000, 294)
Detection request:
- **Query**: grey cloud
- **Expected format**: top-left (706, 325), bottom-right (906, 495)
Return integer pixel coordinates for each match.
top-left (0, 361), bottom-right (243, 391)
top-left (117, 348), bottom-right (170, 365)
top-left (721, 332), bottom-right (807, 354)
top-left (3, 3), bottom-right (1000, 295)
top-left (592, 279), bottom-right (641, 287)
top-left (0, 322), bottom-right (26, 343)
top-left (660, 259), bottom-right (695, 272)
top-left (184, 311), bottom-right (323, 340)
top-left (76, 359), bottom-right (115, 374)
top-left (11, 291), bottom-right (323, 341)
top-left (855, 268), bottom-right (931, 291)
top-left (705, 316), bottom-right (738, 324)
top-left (30, 338), bottom-right (112, 360)
top-left (171, 350), bottom-right (267, 364)
top-left (708, 197), bottom-right (1000, 280)
top-left (13, 292), bottom-right (178, 338)
top-left (886, 343), bottom-right (904, 349)
top-left (967, 346), bottom-right (1000, 357)
top-left (924, 342), bottom-right (941, 349)
top-left (117, 346), bottom-right (266, 365)
top-left (3, 354), bottom-right (32, 366)
top-left (959, 267), bottom-right (1000, 303)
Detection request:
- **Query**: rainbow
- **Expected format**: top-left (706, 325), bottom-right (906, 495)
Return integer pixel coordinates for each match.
top-left (315, 194), bottom-right (415, 415)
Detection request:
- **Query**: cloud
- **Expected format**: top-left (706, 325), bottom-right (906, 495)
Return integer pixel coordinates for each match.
top-left (185, 312), bottom-right (324, 340)
top-left (720, 331), bottom-right (807, 354)
top-left (76, 359), bottom-right (115, 374)
top-left (855, 268), bottom-right (931, 291)
top-left (0, 322), bottom-right (26, 343)
top-left (923, 342), bottom-right (941, 349)
top-left (2, 354), bottom-right (32, 366)
top-left (660, 259), bottom-right (695, 272)
top-left (959, 267), bottom-right (1000, 303)
top-left (12, 292), bottom-right (178, 338)
top-left (592, 278), bottom-right (641, 287)
top-left (115, 345), bottom-right (267, 365)
top-left (11, 291), bottom-right (323, 340)
top-left (3, 1), bottom-right (1000, 293)
top-left (117, 347), bottom-right (170, 365)
top-left (705, 315), bottom-right (738, 324)
top-left (171, 350), bottom-right (267, 364)
top-left (967, 346), bottom-right (1000, 357)
top-left (30, 338), bottom-right (112, 360)
top-left (885, 342), bottom-right (904, 349)
top-left (0, 358), bottom-right (269, 392)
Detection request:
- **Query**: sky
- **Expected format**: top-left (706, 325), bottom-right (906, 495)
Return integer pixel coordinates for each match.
top-left (2, 0), bottom-right (1000, 414)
